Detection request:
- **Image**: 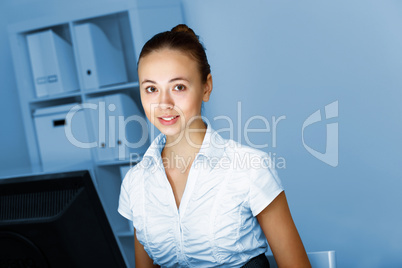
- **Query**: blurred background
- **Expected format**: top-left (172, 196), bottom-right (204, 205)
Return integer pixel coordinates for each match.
top-left (1, 0), bottom-right (401, 267)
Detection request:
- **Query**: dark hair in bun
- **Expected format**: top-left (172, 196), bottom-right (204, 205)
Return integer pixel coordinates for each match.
top-left (138, 24), bottom-right (211, 83)
top-left (171, 24), bottom-right (197, 35)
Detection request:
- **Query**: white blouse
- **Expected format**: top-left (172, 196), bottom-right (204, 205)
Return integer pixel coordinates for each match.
top-left (118, 124), bottom-right (284, 267)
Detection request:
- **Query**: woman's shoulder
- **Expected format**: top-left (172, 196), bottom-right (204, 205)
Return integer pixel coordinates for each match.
top-left (222, 137), bottom-right (270, 160)
top-left (212, 135), bottom-right (274, 174)
top-left (121, 158), bottom-right (151, 188)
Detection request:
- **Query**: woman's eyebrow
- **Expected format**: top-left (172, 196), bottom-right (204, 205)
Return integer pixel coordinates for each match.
top-left (141, 79), bottom-right (156, 85)
top-left (141, 77), bottom-right (189, 85)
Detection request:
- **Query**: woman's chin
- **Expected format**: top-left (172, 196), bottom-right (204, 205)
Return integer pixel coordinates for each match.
top-left (156, 125), bottom-right (183, 139)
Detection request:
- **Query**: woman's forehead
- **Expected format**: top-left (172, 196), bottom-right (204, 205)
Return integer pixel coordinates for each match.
top-left (138, 49), bottom-right (199, 81)
top-left (139, 48), bottom-right (194, 64)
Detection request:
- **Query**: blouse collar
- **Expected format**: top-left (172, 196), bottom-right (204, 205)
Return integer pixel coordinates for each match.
top-left (142, 122), bottom-right (227, 169)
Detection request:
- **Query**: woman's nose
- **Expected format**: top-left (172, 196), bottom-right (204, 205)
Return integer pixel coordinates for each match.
top-left (158, 91), bottom-right (174, 110)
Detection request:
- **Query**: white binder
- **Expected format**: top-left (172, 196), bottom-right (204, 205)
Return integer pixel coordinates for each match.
top-left (74, 22), bottom-right (128, 90)
top-left (87, 93), bottom-right (148, 162)
top-left (26, 30), bottom-right (79, 98)
top-left (87, 95), bottom-right (114, 162)
top-left (107, 94), bottom-right (147, 160)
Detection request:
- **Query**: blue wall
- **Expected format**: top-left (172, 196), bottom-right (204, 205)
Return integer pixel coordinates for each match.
top-left (1, 0), bottom-right (401, 267)
top-left (181, 0), bottom-right (402, 267)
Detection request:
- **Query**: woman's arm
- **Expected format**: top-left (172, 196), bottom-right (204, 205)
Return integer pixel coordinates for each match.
top-left (257, 191), bottom-right (311, 268)
top-left (134, 229), bottom-right (160, 268)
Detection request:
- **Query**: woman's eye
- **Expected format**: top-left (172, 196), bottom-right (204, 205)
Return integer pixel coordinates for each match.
top-left (145, 86), bottom-right (157, 93)
top-left (174, 84), bottom-right (186, 91)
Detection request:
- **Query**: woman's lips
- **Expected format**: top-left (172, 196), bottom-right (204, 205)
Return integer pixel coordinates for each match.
top-left (158, 115), bottom-right (180, 125)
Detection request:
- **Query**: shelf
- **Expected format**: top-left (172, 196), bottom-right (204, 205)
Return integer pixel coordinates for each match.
top-left (29, 90), bottom-right (81, 104)
top-left (84, 81), bottom-right (139, 97)
top-left (96, 158), bottom-right (141, 167)
top-left (29, 93), bottom-right (83, 111)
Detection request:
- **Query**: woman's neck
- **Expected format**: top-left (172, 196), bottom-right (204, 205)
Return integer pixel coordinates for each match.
top-left (162, 119), bottom-right (207, 163)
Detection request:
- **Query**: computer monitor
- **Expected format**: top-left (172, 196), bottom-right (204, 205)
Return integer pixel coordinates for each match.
top-left (0, 170), bottom-right (126, 267)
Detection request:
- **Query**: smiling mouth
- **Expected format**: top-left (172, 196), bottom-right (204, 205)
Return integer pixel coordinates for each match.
top-left (159, 115), bottom-right (180, 121)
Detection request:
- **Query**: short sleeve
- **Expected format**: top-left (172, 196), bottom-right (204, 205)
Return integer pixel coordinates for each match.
top-left (118, 169), bottom-right (134, 221)
top-left (248, 157), bottom-right (284, 217)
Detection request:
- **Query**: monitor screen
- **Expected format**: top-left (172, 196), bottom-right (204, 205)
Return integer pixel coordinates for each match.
top-left (0, 170), bottom-right (126, 267)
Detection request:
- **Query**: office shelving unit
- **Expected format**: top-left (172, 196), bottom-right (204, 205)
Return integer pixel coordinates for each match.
top-left (8, 1), bottom-right (183, 267)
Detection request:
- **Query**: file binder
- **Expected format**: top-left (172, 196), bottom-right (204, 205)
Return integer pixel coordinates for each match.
top-left (74, 22), bottom-right (128, 90)
top-left (107, 93), bottom-right (143, 160)
top-left (87, 95), bottom-right (114, 162)
top-left (26, 30), bottom-right (79, 97)
top-left (87, 93), bottom-right (147, 162)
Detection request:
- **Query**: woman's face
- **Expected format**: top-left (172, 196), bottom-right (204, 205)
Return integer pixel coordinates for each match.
top-left (138, 49), bottom-right (212, 139)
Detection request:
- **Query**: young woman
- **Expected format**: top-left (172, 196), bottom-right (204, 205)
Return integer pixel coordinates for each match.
top-left (118, 24), bottom-right (311, 268)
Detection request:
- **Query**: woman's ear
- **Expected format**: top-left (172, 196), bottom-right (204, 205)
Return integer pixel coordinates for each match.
top-left (202, 73), bottom-right (213, 102)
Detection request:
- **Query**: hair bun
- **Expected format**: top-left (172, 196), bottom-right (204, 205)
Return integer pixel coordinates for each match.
top-left (171, 24), bottom-right (198, 39)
